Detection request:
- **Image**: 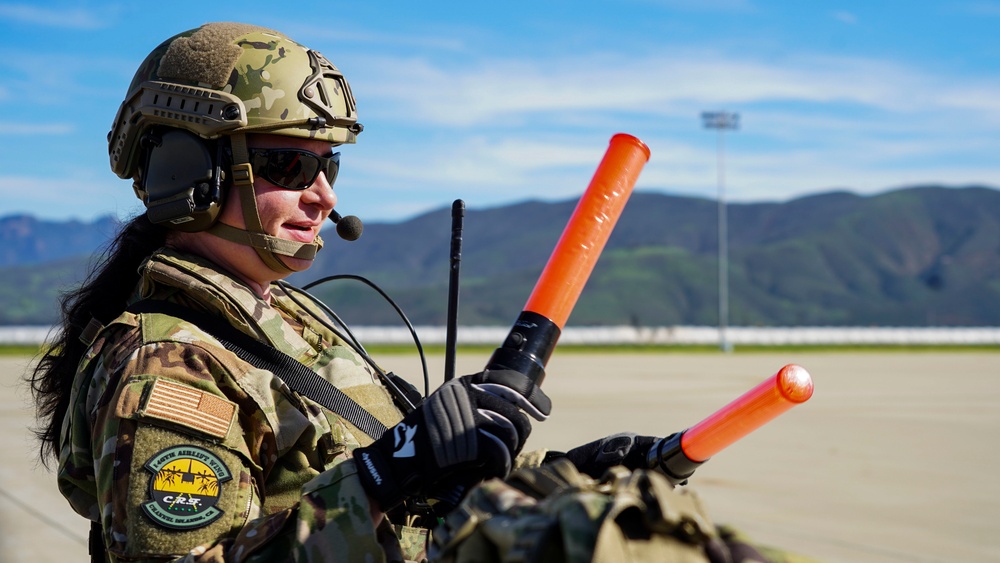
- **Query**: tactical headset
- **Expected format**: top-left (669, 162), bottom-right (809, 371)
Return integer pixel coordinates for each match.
top-left (137, 128), bottom-right (226, 233)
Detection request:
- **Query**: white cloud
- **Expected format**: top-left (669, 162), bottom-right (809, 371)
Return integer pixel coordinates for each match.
top-left (355, 49), bottom-right (1000, 128)
top-left (937, 87), bottom-right (1000, 123)
top-left (336, 86), bottom-right (1000, 219)
top-left (0, 3), bottom-right (115, 29)
top-left (649, 125), bottom-right (1000, 202)
top-left (323, 40), bottom-right (1000, 221)
top-left (832, 10), bottom-right (858, 24)
top-left (7, 7), bottom-right (998, 224)
top-left (630, 0), bottom-right (756, 12)
top-left (285, 22), bottom-right (469, 52)
top-left (0, 122), bottom-right (75, 135)
top-left (960, 1), bottom-right (1000, 16)
top-left (342, 143), bottom-right (996, 224)
top-left (0, 174), bottom-right (141, 220)
top-left (349, 137), bottom-right (591, 192)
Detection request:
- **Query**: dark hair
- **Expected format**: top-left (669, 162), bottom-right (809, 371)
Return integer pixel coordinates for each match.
top-left (29, 214), bottom-right (168, 464)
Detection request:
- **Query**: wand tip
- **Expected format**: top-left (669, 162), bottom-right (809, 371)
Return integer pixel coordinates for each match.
top-left (777, 364), bottom-right (814, 403)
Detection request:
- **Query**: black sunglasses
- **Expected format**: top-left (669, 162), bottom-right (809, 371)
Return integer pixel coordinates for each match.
top-left (248, 148), bottom-right (340, 190)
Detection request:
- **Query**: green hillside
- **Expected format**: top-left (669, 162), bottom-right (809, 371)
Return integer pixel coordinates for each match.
top-left (3, 185), bottom-right (999, 326)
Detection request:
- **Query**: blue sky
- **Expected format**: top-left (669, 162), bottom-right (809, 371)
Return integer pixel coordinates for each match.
top-left (1, 1), bottom-right (998, 224)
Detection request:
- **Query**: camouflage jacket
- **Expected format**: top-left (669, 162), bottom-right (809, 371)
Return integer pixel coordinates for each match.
top-left (58, 249), bottom-right (419, 562)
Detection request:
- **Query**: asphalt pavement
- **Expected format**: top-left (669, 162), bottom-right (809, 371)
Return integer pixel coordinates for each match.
top-left (3, 351), bottom-right (998, 562)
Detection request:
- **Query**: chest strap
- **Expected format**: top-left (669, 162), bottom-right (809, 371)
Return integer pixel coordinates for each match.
top-left (127, 299), bottom-right (389, 441)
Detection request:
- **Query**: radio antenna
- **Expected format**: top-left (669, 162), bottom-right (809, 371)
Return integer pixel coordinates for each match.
top-left (444, 199), bottom-right (465, 382)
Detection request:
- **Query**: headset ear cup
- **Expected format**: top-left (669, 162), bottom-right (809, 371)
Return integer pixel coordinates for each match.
top-left (139, 129), bottom-right (224, 232)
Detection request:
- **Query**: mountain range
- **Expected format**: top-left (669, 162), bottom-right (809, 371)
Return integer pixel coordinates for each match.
top-left (3, 184), bottom-right (999, 327)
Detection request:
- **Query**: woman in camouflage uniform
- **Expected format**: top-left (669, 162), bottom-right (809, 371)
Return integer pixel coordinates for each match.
top-left (30, 22), bottom-right (774, 563)
top-left (27, 22), bottom-right (555, 561)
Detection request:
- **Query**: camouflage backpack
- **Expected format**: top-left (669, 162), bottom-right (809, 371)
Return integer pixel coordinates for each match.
top-left (429, 458), bottom-right (720, 562)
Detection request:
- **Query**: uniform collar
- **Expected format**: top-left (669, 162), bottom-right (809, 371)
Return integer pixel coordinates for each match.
top-left (136, 248), bottom-right (315, 361)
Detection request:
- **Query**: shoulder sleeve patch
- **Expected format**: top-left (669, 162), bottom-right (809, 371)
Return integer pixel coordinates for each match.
top-left (139, 379), bottom-right (236, 440)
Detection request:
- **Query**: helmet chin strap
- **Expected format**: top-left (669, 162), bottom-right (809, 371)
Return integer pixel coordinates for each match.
top-left (206, 132), bottom-right (324, 274)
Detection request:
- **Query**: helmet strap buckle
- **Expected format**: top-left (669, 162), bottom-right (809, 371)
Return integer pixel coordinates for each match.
top-left (231, 163), bottom-right (254, 188)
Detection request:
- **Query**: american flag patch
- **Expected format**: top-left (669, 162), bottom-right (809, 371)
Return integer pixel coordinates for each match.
top-left (141, 379), bottom-right (236, 440)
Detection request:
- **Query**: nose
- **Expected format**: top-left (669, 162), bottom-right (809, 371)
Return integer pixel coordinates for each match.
top-left (303, 171), bottom-right (337, 211)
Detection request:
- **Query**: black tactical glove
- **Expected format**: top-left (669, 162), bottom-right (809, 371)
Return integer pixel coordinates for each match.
top-left (354, 369), bottom-right (550, 510)
top-left (548, 432), bottom-right (659, 479)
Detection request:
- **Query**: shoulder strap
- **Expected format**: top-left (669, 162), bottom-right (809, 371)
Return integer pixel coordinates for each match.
top-left (127, 299), bottom-right (389, 441)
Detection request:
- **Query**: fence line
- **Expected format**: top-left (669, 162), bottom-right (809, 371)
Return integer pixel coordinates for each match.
top-left (0, 326), bottom-right (58, 345)
top-left (5, 325), bottom-right (999, 346)
top-left (352, 325), bottom-right (1000, 345)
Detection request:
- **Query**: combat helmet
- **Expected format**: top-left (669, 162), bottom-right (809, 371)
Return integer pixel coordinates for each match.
top-left (108, 22), bottom-right (362, 273)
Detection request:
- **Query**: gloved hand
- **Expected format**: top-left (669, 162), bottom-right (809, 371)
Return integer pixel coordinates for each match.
top-left (354, 369), bottom-right (550, 510)
top-left (548, 432), bottom-right (659, 479)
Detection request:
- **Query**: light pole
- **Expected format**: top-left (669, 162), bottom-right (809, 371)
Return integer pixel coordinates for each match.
top-left (701, 111), bottom-right (739, 353)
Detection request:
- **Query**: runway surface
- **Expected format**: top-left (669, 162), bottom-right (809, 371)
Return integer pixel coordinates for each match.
top-left (3, 350), bottom-right (997, 562)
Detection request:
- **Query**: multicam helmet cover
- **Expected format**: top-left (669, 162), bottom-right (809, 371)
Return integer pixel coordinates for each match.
top-left (110, 22), bottom-right (361, 180)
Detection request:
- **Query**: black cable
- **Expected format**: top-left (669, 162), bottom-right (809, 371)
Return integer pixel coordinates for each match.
top-left (279, 281), bottom-right (367, 353)
top-left (284, 276), bottom-right (430, 398)
top-left (276, 280), bottom-right (421, 412)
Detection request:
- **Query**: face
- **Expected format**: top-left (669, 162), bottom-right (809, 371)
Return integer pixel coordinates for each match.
top-left (170, 133), bottom-right (338, 296)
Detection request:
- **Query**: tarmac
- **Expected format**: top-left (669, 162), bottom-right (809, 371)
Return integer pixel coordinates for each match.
top-left (2, 350), bottom-right (998, 562)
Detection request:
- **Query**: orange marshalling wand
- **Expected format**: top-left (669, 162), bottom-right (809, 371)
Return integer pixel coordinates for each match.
top-left (486, 133), bottom-right (651, 384)
top-left (523, 133), bottom-right (651, 328)
top-left (647, 364), bottom-right (815, 485)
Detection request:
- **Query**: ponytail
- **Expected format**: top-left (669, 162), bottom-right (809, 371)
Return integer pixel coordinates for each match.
top-left (28, 214), bottom-right (168, 463)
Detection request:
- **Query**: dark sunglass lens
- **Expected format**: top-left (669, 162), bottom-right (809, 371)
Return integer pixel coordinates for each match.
top-left (267, 150), bottom-right (320, 189)
top-left (325, 153), bottom-right (341, 185)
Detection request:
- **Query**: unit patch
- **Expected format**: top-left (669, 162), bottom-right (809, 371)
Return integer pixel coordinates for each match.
top-left (142, 445), bottom-right (233, 530)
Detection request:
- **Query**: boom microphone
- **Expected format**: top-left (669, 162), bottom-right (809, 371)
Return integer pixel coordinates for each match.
top-left (329, 209), bottom-right (364, 241)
